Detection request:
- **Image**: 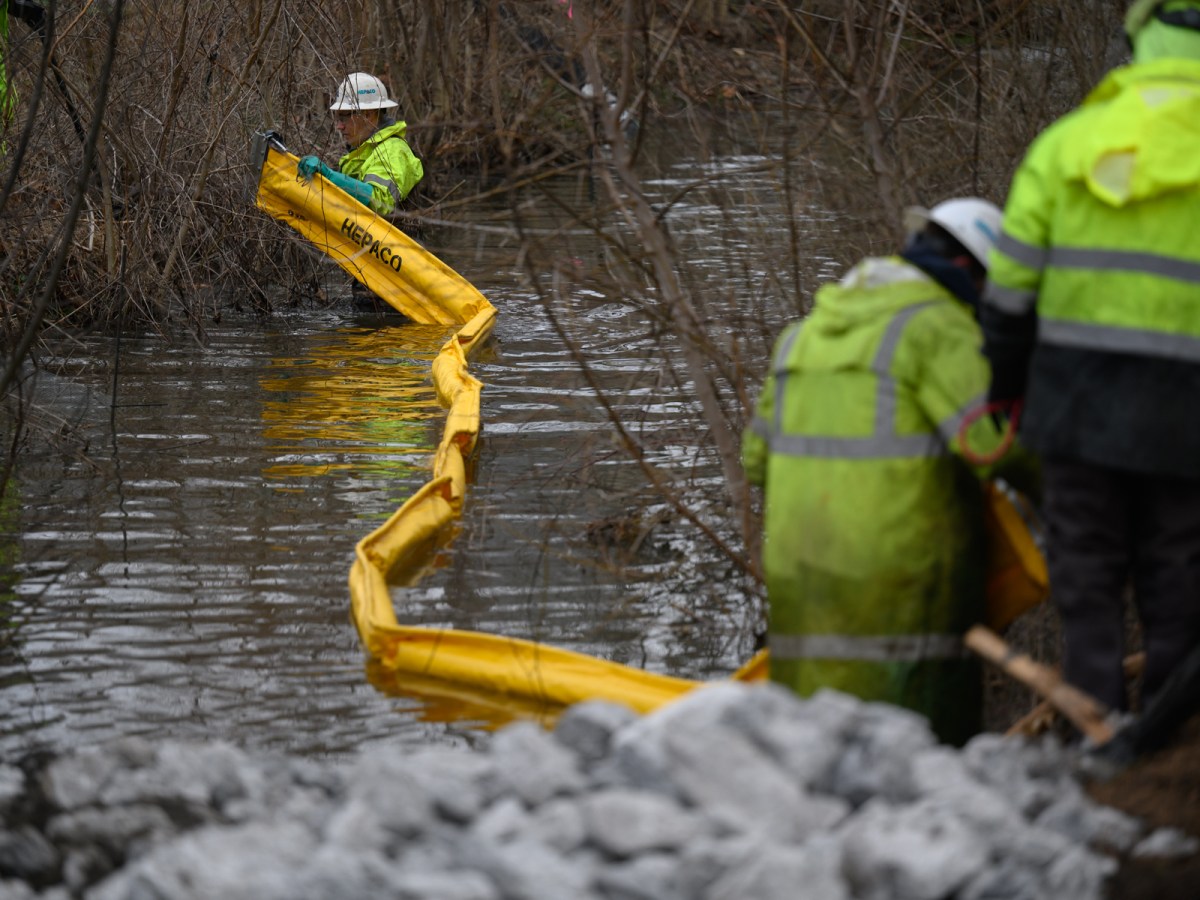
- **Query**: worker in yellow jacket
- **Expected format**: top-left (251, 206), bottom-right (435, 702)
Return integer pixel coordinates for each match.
top-left (743, 198), bottom-right (1016, 745)
top-left (297, 72), bottom-right (424, 216)
top-left (981, 0), bottom-right (1200, 716)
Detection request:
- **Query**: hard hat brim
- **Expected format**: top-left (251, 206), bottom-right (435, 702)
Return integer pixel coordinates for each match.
top-left (329, 99), bottom-right (399, 111)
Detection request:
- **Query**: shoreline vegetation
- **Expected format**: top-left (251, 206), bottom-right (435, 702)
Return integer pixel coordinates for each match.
top-left (0, 0), bottom-right (1141, 708)
top-left (3, 5), bottom-right (1198, 892)
top-left (0, 0), bottom-right (1133, 724)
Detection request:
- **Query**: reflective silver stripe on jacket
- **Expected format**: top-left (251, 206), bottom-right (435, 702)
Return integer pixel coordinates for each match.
top-left (363, 173), bottom-right (401, 204)
top-left (1041, 318), bottom-right (1200, 364)
top-left (998, 234), bottom-right (1200, 285)
top-left (936, 391), bottom-right (985, 446)
top-left (995, 231), bottom-right (1047, 270)
top-left (768, 303), bottom-right (949, 460)
top-left (771, 633), bottom-right (967, 662)
top-left (1048, 247), bottom-right (1200, 284)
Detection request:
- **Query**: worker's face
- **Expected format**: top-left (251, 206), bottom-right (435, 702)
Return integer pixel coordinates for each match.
top-left (334, 108), bottom-right (379, 149)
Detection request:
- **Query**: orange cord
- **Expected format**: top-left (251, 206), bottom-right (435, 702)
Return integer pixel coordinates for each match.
top-left (958, 400), bottom-right (1023, 466)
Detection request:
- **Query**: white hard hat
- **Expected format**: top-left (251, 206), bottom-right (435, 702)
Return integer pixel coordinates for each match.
top-left (904, 197), bottom-right (1003, 271)
top-left (329, 72), bottom-right (398, 111)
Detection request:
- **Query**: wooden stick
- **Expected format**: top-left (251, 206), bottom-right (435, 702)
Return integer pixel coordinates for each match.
top-left (966, 625), bottom-right (1116, 745)
top-left (1005, 702), bottom-right (1058, 738)
top-left (1004, 653), bottom-right (1146, 738)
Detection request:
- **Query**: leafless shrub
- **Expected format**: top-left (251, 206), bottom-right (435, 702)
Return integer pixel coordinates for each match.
top-left (0, 1), bottom-right (1132, 691)
top-left (505, 0), bottom-right (1126, 657)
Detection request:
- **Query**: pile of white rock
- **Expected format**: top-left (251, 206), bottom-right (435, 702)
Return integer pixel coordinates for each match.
top-left (1, 682), bottom-right (1195, 900)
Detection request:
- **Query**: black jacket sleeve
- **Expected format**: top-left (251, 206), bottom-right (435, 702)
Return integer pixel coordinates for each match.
top-left (979, 300), bottom-right (1037, 405)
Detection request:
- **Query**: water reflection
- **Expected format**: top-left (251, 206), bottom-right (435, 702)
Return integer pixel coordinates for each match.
top-left (365, 657), bottom-right (559, 734)
top-left (0, 120), bottom-right (809, 760)
top-left (260, 323), bottom-right (450, 485)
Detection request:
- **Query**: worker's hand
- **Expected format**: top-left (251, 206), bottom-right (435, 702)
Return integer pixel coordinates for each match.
top-left (297, 156), bottom-right (324, 181)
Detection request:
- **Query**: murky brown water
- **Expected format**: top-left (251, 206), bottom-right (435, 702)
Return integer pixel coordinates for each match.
top-left (1, 131), bottom-right (831, 759)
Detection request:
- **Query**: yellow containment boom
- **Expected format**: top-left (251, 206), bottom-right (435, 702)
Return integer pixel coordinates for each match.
top-left (252, 133), bottom-right (490, 326)
top-left (252, 131), bottom-right (1048, 722)
top-left (251, 130), bottom-right (707, 714)
top-left (345, 310), bottom-right (706, 715)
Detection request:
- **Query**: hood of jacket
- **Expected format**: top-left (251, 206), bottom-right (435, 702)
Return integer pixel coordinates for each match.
top-left (1067, 59), bottom-right (1200, 206)
top-left (805, 256), bottom-right (954, 338)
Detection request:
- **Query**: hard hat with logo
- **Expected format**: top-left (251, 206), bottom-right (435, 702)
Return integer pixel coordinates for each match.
top-left (903, 197), bottom-right (1003, 271)
top-left (329, 72), bottom-right (398, 112)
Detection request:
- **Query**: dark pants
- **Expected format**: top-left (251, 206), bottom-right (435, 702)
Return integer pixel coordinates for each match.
top-left (1043, 460), bottom-right (1200, 711)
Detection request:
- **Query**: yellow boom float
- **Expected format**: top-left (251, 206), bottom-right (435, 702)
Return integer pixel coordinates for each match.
top-left (251, 132), bottom-right (1046, 722)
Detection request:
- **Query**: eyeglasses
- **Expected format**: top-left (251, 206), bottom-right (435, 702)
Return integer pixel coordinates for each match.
top-left (333, 110), bottom-right (368, 121)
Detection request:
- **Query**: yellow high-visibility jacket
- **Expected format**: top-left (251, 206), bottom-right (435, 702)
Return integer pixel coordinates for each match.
top-left (982, 58), bottom-right (1200, 477)
top-left (338, 120), bottom-right (424, 216)
top-left (744, 257), bottom-right (1009, 744)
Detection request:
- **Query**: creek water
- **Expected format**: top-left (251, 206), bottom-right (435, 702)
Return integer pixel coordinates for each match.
top-left (0, 131), bottom-right (831, 760)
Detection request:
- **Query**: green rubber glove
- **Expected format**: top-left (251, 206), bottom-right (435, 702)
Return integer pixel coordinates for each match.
top-left (297, 156), bottom-right (374, 207)
top-left (323, 167), bottom-right (374, 208)
top-left (297, 155), bottom-right (321, 180)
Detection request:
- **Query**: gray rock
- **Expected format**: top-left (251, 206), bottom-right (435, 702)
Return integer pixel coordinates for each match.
top-left (961, 734), bottom-right (1074, 819)
top-left (0, 880), bottom-right (37, 900)
top-left (1042, 845), bottom-right (1117, 900)
top-left (322, 744), bottom-right (434, 853)
top-left (704, 837), bottom-right (849, 900)
top-left (554, 702), bottom-right (639, 765)
top-left (392, 822), bottom-right (469, 874)
top-left (733, 703), bottom-right (843, 790)
top-left (909, 747), bottom-right (1026, 835)
top-left (299, 847), bottom-right (498, 900)
top-left (390, 869), bottom-right (501, 900)
top-left (1083, 804), bottom-right (1144, 853)
top-left (40, 740), bottom-right (154, 812)
top-left (525, 797), bottom-right (587, 855)
top-left (470, 796), bottom-right (531, 845)
top-left (0, 768), bottom-right (23, 821)
top-left (663, 723), bottom-right (811, 839)
top-left (457, 835), bottom-right (597, 900)
top-left (1034, 785), bottom-right (1142, 852)
top-left (958, 860), bottom-right (1046, 900)
top-left (613, 690), bottom-right (822, 841)
top-left (996, 822), bottom-right (1075, 869)
top-left (0, 684), bottom-right (1149, 900)
top-left (676, 835), bottom-right (758, 896)
top-left (594, 852), bottom-right (683, 900)
top-left (60, 846), bottom-right (114, 896)
top-left (279, 845), bottom-right (413, 900)
top-left (841, 798), bottom-right (988, 900)
top-left (0, 827), bottom-right (59, 883)
top-left (488, 722), bottom-right (586, 807)
top-left (95, 741), bottom-right (265, 823)
top-left (323, 790), bottom-right (430, 855)
top-left (86, 820), bottom-right (318, 900)
top-left (581, 789), bottom-right (704, 857)
top-left (46, 804), bottom-right (176, 858)
top-left (827, 704), bottom-right (934, 806)
top-left (1132, 826), bottom-right (1200, 858)
top-left (403, 747), bottom-right (499, 823)
top-left (796, 689), bottom-right (866, 737)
